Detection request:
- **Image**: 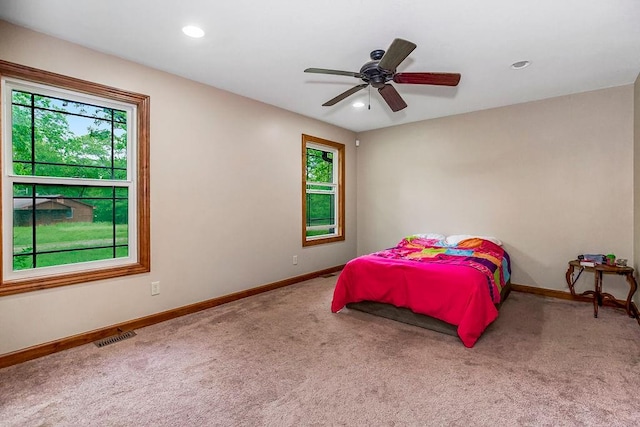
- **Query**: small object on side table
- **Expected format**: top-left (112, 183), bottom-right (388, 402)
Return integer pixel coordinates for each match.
top-left (565, 260), bottom-right (639, 321)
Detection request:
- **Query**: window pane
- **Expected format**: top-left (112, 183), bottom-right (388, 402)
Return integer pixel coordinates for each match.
top-left (13, 183), bottom-right (129, 270)
top-left (36, 247), bottom-right (119, 269)
top-left (306, 148), bottom-right (333, 183)
top-left (116, 246), bottom-right (129, 258)
top-left (12, 104), bottom-right (33, 167)
top-left (114, 199), bottom-right (129, 229)
top-left (306, 184), bottom-right (334, 192)
top-left (33, 94), bottom-right (115, 120)
top-left (306, 228), bottom-right (336, 238)
top-left (13, 254), bottom-right (34, 271)
top-left (12, 90), bottom-right (31, 107)
top-left (115, 223), bottom-right (129, 249)
top-left (12, 89), bottom-right (127, 180)
top-left (113, 110), bottom-right (127, 123)
top-left (306, 193), bottom-right (335, 227)
top-left (15, 184), bottom-right (127, 199)
top-left (13, 219), bottom-right (33, 271)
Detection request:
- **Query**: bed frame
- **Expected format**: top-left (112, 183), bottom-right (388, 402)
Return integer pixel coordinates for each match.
top-left (346, 280), bottom-right (512, 336)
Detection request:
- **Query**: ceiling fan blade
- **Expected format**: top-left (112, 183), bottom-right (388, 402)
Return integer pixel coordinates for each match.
top-left (322, 84), bottom-right (369, 106)
top-left (378, 84), bottom-right (407, 112)
top-left (394, 72), bottom-right (461, 86)
top-left (378, 38), bottom-right (417, 71)
top-left (304, 68), bottom-right (363, 78)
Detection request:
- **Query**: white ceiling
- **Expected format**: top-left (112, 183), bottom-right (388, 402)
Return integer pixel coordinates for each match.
top-left (1, 1), bottom-right (639, 132)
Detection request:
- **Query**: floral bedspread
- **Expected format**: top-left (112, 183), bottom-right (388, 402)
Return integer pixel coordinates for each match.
top-left (372, 236), bottom-right (509, 304)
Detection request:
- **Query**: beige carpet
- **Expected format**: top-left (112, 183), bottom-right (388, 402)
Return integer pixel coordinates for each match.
top-left (1, 275), bottom-right (640, 426)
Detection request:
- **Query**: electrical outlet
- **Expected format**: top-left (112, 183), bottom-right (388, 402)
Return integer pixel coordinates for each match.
top-left (151, 281), bottom-right (160, 296)
top-left (293, 255), bottom-right (298, 265)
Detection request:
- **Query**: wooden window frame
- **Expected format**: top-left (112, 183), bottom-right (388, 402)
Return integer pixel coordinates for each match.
top-left (302, 134), bottom-right (345, 247)
top-left (0, 60), bottom-right (150, 297)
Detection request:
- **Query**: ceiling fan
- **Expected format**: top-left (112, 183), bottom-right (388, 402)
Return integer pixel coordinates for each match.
top-left (304, 38), bottom-right (461, 112)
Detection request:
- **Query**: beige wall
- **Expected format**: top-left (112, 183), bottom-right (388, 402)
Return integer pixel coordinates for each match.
top-left (356, 86), bottom-right (634, 297)
top-left (0, 21), bottom-right (357, 355)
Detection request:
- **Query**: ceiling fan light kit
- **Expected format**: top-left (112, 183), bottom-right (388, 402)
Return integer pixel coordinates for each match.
top-left (182, 25), bottom-right (205, 38)
top-left (304, 38), bottom-right (461, 112)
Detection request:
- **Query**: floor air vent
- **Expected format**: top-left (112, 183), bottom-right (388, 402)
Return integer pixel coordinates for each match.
top-left (321, 273), bottom-right (336, 278)
top-left (94, 330), bottom-right (137, 348)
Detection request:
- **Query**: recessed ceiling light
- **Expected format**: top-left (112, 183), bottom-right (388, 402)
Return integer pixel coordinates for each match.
top-left (511, 60), bottom-right (531, 70)
top-left (352, 101), bottom-right (365, 108)
top-left (182, 25), bottom-right (205, 38)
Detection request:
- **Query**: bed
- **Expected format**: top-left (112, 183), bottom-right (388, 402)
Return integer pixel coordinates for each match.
top-left (331, 234), bottom-right (511, 348)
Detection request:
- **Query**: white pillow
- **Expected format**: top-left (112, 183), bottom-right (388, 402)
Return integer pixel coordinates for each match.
top-left (446, 234), bottom-right (503, 246)
top-left (412, 233), bottom-right (446, 240)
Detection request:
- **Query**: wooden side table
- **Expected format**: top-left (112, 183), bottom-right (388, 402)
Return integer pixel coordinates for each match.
top-left (565, 260), bottom-right (638, 319)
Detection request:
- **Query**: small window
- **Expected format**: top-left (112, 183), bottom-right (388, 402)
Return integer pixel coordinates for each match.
top-left (302, 134), bottom-right (345, 246)
top-left (0, 60), bottom-right (150, 296)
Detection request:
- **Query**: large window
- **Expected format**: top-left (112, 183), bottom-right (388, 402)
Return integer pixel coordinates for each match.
top-left (0, 60), bottom-right (150, 296)
top-left (302, 134), bottom-right (345, 246)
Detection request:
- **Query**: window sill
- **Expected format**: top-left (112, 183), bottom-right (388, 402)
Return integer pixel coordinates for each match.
top-left (0, 261), bottom-right (150, 297)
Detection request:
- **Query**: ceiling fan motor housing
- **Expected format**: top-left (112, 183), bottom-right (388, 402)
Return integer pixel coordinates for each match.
top-left (360, 52), bottom-right (394, 88)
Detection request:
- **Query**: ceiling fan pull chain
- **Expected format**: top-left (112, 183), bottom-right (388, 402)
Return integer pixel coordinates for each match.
top-left (368, 85), bottom-right (371, 110)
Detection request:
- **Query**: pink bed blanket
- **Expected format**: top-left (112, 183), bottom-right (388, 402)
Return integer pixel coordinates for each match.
top-left (331, 237), bottom-right (509, 348)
